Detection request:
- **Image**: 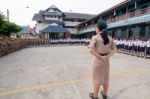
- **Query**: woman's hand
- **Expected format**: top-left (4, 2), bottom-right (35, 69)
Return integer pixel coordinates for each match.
top-left (97, 55), bottom-right (105, 61)
top-left (106, 47), bottom-right (117, 58)
top-left (101, 55), bottom-right (109, 61)
top-left (89, 48), bottom-right (105, 61)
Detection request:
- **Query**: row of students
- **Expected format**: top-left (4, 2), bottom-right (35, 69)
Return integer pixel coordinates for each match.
top-left (50, 39), bottom-right (90, 46)
top-left (114, 38), bottom-right (150, 58)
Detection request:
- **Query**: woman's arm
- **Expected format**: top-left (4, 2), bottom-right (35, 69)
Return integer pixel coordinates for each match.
top-left (108, 47), bottom-right (117, 57)
top-left (89, 47), bottom-right (104, 61)
top-left (88, 36), bottom-right (105, 61)
top-left (108, 39), bottom-right (117, 57)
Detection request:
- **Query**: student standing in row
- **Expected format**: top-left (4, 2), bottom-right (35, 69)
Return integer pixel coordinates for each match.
top-left (146, 38), bottom-right (150, 58)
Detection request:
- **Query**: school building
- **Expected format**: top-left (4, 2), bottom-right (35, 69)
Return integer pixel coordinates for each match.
top-left (32, 5), bottom-right (95, 39)
top-left (77, 0), bottom-right (150, 39)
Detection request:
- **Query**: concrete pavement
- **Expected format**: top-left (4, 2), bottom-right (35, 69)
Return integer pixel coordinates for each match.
top-left (0, 46), bottom-right (150, 99)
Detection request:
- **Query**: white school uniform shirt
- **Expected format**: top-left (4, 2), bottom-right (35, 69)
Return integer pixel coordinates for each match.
top-left (124, 40), bottom-right (126, 45)
top-left (140, 42), bottom-right (146, 47)
top-left (131, 41), bottom-right (134, 46)
top-left (127, 41), bottom-right (130, 46)
top-left (132, 41), bottom-right (135, 45)
top-left (128, 41), bottom-right (131, 46)
top-left (119, 40), bottom-right (122, 45)
top-left (139, 41), bottom-right (142, 47)
top-left (143, 41), bottom-right (147, 47)
top-left (124, 41), bottom-right (126, 45)
top-left (121, 40), bottom-right (124, 45)
top-left (118, 40), bottom-right (120, 45)
top-left (120, 40), bottom-right (123, 45)
top-left (146, 41), bottom-right (150, 47)
top-left (114, 40), bottom-right (117, 45)
top-left (137, 41), bottom-right (141, 46)
top-left (134, 41), bottom-right (138, 46)
top-left (124, 41), bottom-right (128, 46)
top-left (116, 40), bottom-right (119, 45)
top-left (129, 41), bottom-right (133, 46)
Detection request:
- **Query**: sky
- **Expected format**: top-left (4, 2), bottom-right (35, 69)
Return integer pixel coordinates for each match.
top-left (0, 0), bottom-right (125, 27)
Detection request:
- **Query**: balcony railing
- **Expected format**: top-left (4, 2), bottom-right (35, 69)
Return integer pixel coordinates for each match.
top-left (106, 7), bottom-right (150, 23)
top-left (78, 24), bottom-right (96, 31)
top-left (79, 7), bottom-right (150, 31)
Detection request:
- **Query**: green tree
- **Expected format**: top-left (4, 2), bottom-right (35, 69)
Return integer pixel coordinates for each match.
top-left (0, 11), bottom-right (22, 37)
top-left (9, 22), bottom-right (22, 35)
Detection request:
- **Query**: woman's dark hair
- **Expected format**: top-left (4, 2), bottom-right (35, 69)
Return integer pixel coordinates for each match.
top-left (96, 20), bottom-right (109, 45)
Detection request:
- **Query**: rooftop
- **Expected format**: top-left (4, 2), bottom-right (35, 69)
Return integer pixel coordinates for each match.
top-left (32, 5), bottom-right (95, 21)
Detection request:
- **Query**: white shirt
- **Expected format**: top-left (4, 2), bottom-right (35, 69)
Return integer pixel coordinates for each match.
top-left (134, 41), bottom-right (138, 46)
top-left (116, 40), bottom-right (119, 45)
top-left (124, 41), bottom-right (128, 46)
top-left (146, 41), bottom-right (150, 47)
top-left (129, 41), bottom-right (133, 46)
top-left (140, 42), bottom-right (146, 47)
top-left (137, 41), bottom-right (141, 46)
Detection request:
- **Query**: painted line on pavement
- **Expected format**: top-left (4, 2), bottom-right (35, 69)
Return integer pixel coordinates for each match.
top-left (0, 69), bottom-right (150, 97)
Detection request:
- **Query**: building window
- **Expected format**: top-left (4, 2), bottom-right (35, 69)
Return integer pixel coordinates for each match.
top-left (38, 21), bottom-right (41, 23)
top-left (140, 26), bottom-right (145, 37)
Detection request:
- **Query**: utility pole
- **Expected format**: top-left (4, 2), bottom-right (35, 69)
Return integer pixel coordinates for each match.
top-left (7, 9), bottom-right (9, 22)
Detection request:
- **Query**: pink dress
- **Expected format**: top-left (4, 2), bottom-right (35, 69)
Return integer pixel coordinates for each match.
top-left (88, 34), bottom-right (115, 85)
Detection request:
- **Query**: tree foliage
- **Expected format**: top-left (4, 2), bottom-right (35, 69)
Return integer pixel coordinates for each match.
top-left (0, 11), bottom-right (22, 37)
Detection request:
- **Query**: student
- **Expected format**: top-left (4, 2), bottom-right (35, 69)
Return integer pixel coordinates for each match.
top-left (134, 39), bottom-right (138, 56)
top-left (115, 39), bottom-right (119, 50)
top-left (121, 39), bottom-right (124, 51)
top-left (137, 39), bottom-right (141, 56)
top-left (128, 40), bottom-right (133, 54)
top-left (124, 39), bottom-right (128, 53)
top-left (146, 38), bottom-right (150, 58)
top-left (140, 40), bottom-right (146, 57)
top-left (122, 39), bottom-right (125, 51)
top-left (88, 20), bottom-right (116, 99)
top-left (131, 39), bottom-right (135, 54)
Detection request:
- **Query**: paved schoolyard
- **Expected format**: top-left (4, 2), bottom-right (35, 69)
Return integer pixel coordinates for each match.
top-left (0, 46), bottom-right (150, 99)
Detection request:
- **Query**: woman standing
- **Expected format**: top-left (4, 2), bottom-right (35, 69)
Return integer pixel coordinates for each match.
top-left (88, 20), bottom-right (117, 99)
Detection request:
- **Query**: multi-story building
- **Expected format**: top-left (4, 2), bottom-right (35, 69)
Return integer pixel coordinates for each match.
top-left (78, 0), bottom-right (150, 39)
top-left (32, 5), bottom-right (95, 39)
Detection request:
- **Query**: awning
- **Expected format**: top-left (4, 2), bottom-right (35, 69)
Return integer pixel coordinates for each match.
top-left (40, 25), bottom-right (69, 33)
